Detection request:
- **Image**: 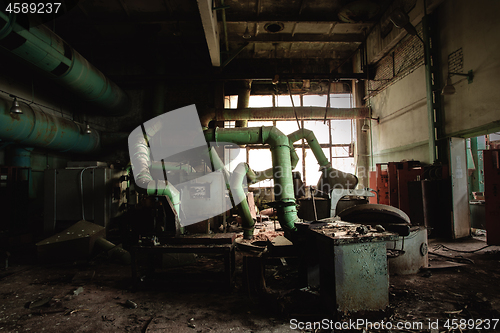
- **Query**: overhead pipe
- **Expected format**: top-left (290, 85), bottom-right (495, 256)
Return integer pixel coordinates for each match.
top-left (204, 126), bottom-right (299, 238)
top-left (0, 96), bottom-right (100, 153)
top-left (128, 121), bottom-right (181, 217)
top-left (0, 12), bottom-right (129, 116)
top-left (213, 106), bottom-right (370, 122)
top-left (288, 128), bottom-right (358, 191)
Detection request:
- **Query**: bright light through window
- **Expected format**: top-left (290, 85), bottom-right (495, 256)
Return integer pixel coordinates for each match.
top-left (227, 93), bottom-right (355, 187)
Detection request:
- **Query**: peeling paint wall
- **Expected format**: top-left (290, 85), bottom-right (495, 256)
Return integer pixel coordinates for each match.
top-left (438, 0), bottom-right (500, 137)
top-left (369, 66), bottom-right (430, 165)
top-left (368, 0), bottom-right (500, 168)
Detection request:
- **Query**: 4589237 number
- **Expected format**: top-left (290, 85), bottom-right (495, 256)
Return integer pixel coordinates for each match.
top-left (444, 318), bottom-right (499, 330)
top-left (5, 2), bottom-right (61, 14)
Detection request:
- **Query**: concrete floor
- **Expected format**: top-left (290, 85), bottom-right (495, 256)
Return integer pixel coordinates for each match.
top-left (0, 236), bottom-right (499, 332)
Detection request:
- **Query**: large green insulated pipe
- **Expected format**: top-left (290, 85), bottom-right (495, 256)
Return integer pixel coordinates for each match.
top-left (128, 120), bottom-right (181, 217)
top-left (0, 96), bottom-right (100, 153)
top-left (0, 12), bottom-right (128, 115)
top-left (204, 127), bottom-right (299, 238)
top-left (288, 128), bottom-right (358, 190)
top-left (230, 163), bottom-right (255, 239)
top-left (250, 133), bottom-right (299, 184)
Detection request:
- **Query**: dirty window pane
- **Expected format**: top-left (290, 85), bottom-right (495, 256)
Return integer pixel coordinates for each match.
top-left (303, 120), bottom-right (330, 144)
top-left (249, 95), bottom-right (273, 107)
top-left (248, 121), bottom-right (273, 127)
top-left (331, 120), bottom-right (352, 144)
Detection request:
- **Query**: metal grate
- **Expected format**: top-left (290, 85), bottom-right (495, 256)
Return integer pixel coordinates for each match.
top-left (447, 48), bottom-right (463, 73)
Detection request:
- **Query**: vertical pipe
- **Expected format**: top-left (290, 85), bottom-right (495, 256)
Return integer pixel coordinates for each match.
top-left (204, 127), bottom-right (299, 238)
top-left (235, 80), bottom-right (252, 127)
top-left (11, 147), bottom-right (34, 198)
top-left (220, 0), bottom-right (229, 52)
top-left (230, 163), bottom-right (255, 239)
top-left (423, 14), bottom-right (436, 164)
top-left (353, 80), bottom-right (370, 187)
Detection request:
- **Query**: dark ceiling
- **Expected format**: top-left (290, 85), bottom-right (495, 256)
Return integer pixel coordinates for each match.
top-left (52, 0), bottom-right (403, 82)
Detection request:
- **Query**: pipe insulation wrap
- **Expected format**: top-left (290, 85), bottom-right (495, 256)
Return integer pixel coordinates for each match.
top-left (0, 97), bottom-right (100, 153)
top-left (0, 12), bottom-right (129, 115)
top-left (230, 163), bottom-right (255, 239)
top-left (204, 126), bottom-right (299, 237)
top-left (216, 106), bottom-right (370, 122)
top-left (288, 128), bottom-right (358, 190)
top-left (128, 120), bottom-right (180, 217)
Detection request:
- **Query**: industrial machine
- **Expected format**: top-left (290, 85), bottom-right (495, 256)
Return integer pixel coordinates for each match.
top-left (125, 105), bottom-right (426, 314)
top-left (44, 161), bottom-right (127, 233)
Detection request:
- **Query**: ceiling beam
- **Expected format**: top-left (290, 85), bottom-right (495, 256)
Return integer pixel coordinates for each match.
top-left (227, 33), bottom-right (364, 43)
top-left (109, 71), bottom-right (370, 83)
top-left (197, 0), bottom-right (221, 66)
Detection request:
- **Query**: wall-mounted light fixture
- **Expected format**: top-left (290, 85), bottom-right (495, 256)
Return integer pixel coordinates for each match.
top-left (9, 95), bottom-right (23, 114)
top-left (361, 119), bottom-right (370, 132)
top-left (361, 116), bottom-right (380, 132)
top-left (85, 124), bottom-right (92, 134)
top-left (441, 70), bottom-right (474, 95)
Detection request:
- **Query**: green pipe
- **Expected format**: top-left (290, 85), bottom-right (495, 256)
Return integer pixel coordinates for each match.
top-left (230, 163), bottom-right (255, 239)
top-left (208, 147), bottom-right (231, 189)
top-left (128, 121), bottom-right (181, 217)
top-left (288, 128), bottom-right (358, 190)
top-left (0, 97), bottom-right (100, 153)
top-left (0, 12), bottom-right (129, 115)
top-left (288, 128), bottom-right (329, 167)
top-left (204, 126), bottom-right (299, 238)
top-left (11, 147), bottom-right (35, 198)
top-left (251, 137), bottom-right (299, 184)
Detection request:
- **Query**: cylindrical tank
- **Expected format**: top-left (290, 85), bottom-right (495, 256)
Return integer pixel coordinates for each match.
top-left (387, 226), bottom-right (429, 275)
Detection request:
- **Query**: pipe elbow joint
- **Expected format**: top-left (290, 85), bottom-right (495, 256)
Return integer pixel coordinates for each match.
top-left (263, 126), bottom-right (289, 147)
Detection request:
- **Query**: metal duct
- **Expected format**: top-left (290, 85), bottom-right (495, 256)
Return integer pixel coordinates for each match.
top-left (288, 128), bottom-right (358, 190)
top-left (204, 126), bottom-right (299, 238)
top-left (0, 12), bottom-right (129, 116)
top-left (214, 106), bottom-right (370, 122)
top-left (128, 121), bottom-right (181, 216)
top-left (0, 96), bottom-right (100, 153)
top-left (230, 163), bottom-right (255, 239)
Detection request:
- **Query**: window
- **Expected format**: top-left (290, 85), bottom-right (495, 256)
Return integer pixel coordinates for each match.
top-left (241, 93), bottom-right (355, 187)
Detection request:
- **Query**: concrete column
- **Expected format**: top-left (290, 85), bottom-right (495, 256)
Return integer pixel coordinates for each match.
top-left (235, 80), bottom-right (252, 127)
top-left (353, 80), bottom-right (370, 188)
